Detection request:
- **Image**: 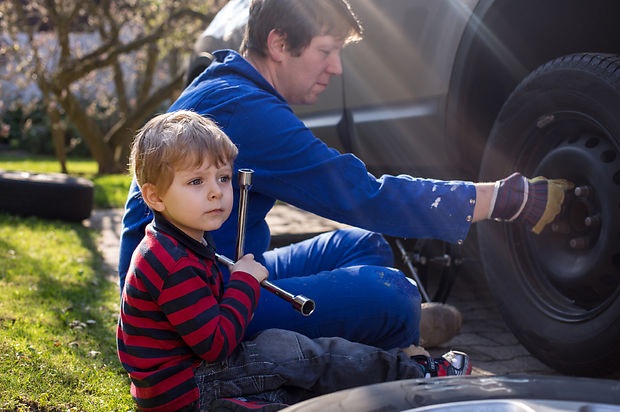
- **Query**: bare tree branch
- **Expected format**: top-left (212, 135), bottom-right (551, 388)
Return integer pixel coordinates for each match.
top-left (2, 0), bottom-right (222, 173)
top-left (106, 69), bottom-right (185, 149)
top-left (54, 8), bottom-right (212, 87)
top-left (136, 43), bottom-right (158, 103)
top-left (43, 0), bottom-right (71, 63)
top-left (112, 58), bottom-right (129, 114)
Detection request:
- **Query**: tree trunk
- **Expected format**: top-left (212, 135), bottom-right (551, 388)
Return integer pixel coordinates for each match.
top-left (55, 88), bottom-right (119, 174)
top-left (46, 100), bottom-right (68, 174)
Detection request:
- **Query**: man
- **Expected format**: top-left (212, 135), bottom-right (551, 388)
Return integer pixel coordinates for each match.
top-left (119, 0), bottom-right (571, 351)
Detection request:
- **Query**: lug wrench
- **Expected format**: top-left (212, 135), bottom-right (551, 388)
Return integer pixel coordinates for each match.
top-left (215, 169), bottom-right (315, 316)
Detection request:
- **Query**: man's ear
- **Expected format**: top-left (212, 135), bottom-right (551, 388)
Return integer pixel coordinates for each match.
top-left (266, 29), bottom-right (287, 62)
top-left (141, 183), bottom-right (166, 212)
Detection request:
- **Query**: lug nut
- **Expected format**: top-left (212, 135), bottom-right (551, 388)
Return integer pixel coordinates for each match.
top-left (551, 221), bottom-right (571, 234)
top-left (412, 253), bottom-right (427, 266)
top-left (431, 254), bottom-right (451, 267)
top-left (584, 214), bottom-right (601, 228)
top-left (569, 237), bottom-right (590, 249)
top-left (574, 186), bottom-right (592, 198)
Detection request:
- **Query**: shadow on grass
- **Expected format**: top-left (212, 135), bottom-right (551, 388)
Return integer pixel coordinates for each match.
top-left (0, 212), bottom-right (136, 410)
top-left (0, 214), bottom-right (122, 364)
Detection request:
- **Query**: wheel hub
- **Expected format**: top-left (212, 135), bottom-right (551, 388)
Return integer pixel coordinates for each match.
top-left (527, 134), bottom-right (620, 310)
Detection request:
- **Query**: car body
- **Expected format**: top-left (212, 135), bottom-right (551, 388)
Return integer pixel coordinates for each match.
top-left (188, 0), bottom-right (620, 376)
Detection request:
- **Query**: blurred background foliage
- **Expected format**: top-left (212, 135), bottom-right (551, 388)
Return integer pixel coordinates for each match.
top-left (0, 0), bottom-right (226, 174)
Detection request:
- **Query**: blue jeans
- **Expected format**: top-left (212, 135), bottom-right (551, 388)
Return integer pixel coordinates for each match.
top-left (194, 328), bottom-right (425, 410)
top-left (243, 229), bottom-right (422, 350)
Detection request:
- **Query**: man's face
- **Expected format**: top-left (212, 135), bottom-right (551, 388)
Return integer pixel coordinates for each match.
top-left (276, 34), bottom-right (345, 105)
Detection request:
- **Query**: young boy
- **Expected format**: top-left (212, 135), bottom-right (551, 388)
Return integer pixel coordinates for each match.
top-left (117, 110), bottom-right (471, 412)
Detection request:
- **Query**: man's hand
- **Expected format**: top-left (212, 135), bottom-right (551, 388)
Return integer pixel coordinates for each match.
top-left (529, 176), bottom-right (574, 234)
top-left (489, 172), bottom-right (574, 234)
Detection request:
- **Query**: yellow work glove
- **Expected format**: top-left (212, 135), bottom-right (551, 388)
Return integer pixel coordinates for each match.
top-left (489, 173), bottom-right (574, 234)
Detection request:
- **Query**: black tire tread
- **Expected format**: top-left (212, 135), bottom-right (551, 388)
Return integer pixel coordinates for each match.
top-left (478, 53), bottom-right (620, 376)
top-left (0, 170), bottom-right (94, 222)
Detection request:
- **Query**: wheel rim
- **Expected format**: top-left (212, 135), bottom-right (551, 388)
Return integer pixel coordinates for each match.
top-left (509, 111), bottom-right (620, 322)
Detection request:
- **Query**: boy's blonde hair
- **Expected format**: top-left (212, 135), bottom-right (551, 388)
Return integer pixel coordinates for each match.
top-left (130, 110), bottom-right (238, 194)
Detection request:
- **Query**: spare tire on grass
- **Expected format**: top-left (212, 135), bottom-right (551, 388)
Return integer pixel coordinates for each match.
top-left (0, 170), bottom-right (94, 222)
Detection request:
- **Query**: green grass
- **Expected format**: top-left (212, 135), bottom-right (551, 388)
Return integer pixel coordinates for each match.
top-left (0, 154), bottom-right (132, 209)
top-left (0, 153), bottom-right (98, 175)
top-left (92, 174), bottom-right (132, 209)
top-left (0, 213), bottom-right (135, 411)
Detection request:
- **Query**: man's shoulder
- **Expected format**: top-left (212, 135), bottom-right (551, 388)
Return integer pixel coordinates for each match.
top-left (173, 51), bottom-right (285, 113)
top-left (170, 73), bottom-right (269, 121)
top-left (196, 74), bottom-right (277, 106)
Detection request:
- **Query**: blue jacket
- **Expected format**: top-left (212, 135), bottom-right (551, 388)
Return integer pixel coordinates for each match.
top-left (118, 50), bottom-right (476, 288)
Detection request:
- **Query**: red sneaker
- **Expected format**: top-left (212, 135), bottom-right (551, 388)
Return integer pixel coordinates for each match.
top-left (414, 350), bottom-right (472, 377)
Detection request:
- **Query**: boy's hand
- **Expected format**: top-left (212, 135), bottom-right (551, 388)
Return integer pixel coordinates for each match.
top-left (233, 254), bottom-right (269, 283)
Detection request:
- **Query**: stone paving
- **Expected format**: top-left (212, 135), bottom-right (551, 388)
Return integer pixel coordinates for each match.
top-left (85, 203), bottom-right (558, 377)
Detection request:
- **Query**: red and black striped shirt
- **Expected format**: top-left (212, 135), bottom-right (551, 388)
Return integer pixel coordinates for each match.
top-left (117, 214), bottom-right (260, 411)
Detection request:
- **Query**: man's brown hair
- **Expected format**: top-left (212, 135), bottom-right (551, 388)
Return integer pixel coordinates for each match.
top-left (240, 0), bottom-right (363, 58)
top-left (130, 110), bottom-right (238, 195)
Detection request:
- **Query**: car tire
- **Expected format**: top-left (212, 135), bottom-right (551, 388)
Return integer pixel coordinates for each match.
top-left (0, 170), bottom-right (94, 222)
top-left (478, 53), bottom-right (620, 376)
top-left (281, 375), bottom-right (620, 411)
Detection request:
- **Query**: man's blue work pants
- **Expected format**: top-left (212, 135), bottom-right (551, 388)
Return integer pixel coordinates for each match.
top-left (244, 228), bottom-right (422, 350)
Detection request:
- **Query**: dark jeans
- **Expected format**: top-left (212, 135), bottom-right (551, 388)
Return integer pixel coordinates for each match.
top-left (194, 328), bottom-right (425, 411)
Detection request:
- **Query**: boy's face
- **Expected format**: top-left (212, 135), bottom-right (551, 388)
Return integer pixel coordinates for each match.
top-left (154, 158), bottom-right (234, 242)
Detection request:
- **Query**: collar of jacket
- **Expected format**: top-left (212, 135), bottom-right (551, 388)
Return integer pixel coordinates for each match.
top-left (208, 49), bottom-right (286, 103)
top-left (152, 211), bottom-right (217, 262)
